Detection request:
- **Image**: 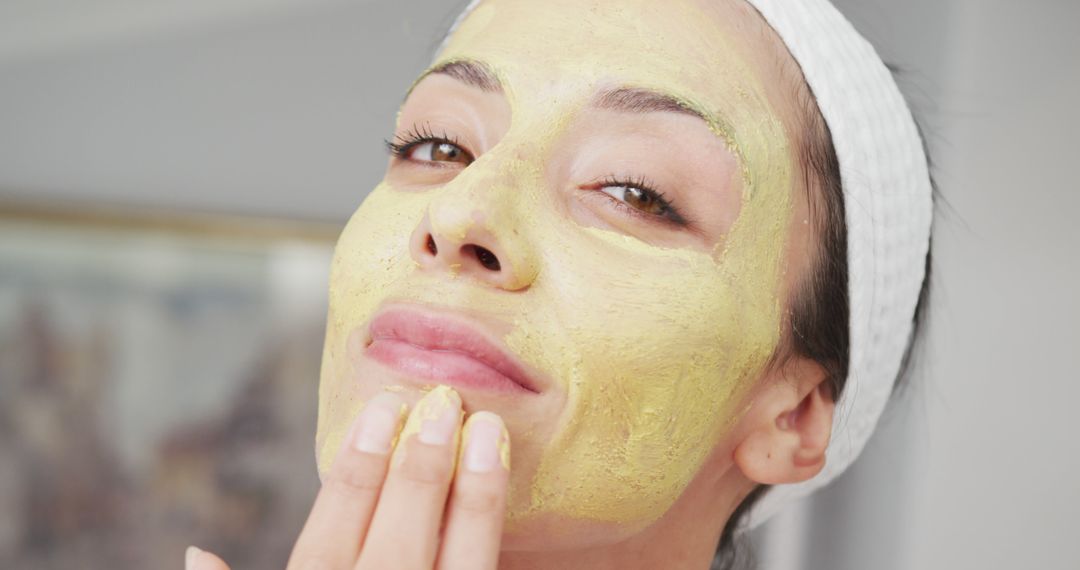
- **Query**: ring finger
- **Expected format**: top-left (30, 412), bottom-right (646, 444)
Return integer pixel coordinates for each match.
top-left (436, 411), bottom-right (511, 570)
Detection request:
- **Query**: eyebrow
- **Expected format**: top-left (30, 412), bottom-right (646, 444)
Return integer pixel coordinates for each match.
top-left (415, 59), bottom-right (504, 94)
top-left (421, 61), bottom-right (704, 119)
top-left (592, 87), bottom-right (709, 124)
top-left (412, 59), bottom-right (734, 146)
top-left (591, 87), bottom-right (738, 158)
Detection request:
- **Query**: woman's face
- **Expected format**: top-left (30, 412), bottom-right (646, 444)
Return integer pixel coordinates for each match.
top-left (317, 0), bottom-right (811, 548)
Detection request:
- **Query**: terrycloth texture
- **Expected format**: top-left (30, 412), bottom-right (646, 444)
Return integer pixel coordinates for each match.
top-left (741, 0), bottom-right (932, 528)
top-left (443, 0), bottom-right (933, 530)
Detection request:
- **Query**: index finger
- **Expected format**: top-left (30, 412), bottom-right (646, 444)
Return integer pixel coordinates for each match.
top-left (287, 392), bottom-right (406, 570)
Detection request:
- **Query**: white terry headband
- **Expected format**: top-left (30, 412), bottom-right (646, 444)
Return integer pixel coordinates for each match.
top-left (740, 0), bottom-right (932, 528)
top-left (442, 0), bottom-right (933, 529)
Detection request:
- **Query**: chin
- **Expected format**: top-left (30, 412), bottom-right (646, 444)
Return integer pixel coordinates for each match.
top-left (499, 510), bottom-right (653, 553)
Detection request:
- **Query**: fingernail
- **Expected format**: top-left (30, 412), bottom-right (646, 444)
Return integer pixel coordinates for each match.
top-left (463, 412), bottom-right (509, 473)
top-left (406, 385), bottom-right (462, 446)
top-left (185, 546), bottom-right (201, 570)
top-left (351, 392), bottom-right (406, 454)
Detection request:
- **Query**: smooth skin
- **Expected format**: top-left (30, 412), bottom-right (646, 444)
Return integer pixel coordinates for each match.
top-left (189, 0), bottom-right (840, 567)
top-left (187, 388), bottom-right (512, 570)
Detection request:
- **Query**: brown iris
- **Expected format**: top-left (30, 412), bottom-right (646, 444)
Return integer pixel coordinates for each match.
top-left (431, 142), bottom-right (470, 164)
top-left (622, 186), bottom-right (666, 216)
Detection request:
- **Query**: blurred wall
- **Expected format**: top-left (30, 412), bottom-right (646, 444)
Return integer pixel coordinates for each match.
top-left (763, 1), bottom-right (1080, 569)
top-left (2, 0), bottom-right (1077, 568)
top-left (0, 0), bottom-right (452, 220)
top-left (903, 0), bottom-right (1079, 567)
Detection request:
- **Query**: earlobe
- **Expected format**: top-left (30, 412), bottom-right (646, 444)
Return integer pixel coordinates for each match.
top-left (733, 360), bottom-right (836, 486)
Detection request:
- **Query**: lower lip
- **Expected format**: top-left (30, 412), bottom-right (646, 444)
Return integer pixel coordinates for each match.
top-left (365, 338), bottom-right (534, 394)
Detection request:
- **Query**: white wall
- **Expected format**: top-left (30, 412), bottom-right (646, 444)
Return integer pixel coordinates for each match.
top-left (0, 0), bottom-right (451, 220)
top-left (907, 1), bottom-right (1079, 567)
top-left (3, 0), bottom-right (1077, 568)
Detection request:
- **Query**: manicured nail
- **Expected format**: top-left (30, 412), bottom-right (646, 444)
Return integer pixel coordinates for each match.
top-left (406, 385), bottom-right (462, 446)
top-left (351, 392), bottom-right (406, 454)
top-left (185, 546), bottom-right (201, 570)
top-left (463, 412), bottom-right (509, 473)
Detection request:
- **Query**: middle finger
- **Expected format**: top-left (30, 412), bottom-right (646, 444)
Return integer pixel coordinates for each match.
top-left (355, 385), bottom-right (464, 570)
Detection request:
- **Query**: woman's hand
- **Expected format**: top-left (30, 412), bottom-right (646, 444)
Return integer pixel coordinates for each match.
top-left (185, 386), bottom-right (511, 570)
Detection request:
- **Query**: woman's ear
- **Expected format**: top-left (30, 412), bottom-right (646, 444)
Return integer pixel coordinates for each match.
top-left (732, 357), bottom-right (835, 485)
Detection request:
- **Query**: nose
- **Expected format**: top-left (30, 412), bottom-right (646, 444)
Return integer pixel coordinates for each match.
top-left (409, 208), bottom-right (539, 291)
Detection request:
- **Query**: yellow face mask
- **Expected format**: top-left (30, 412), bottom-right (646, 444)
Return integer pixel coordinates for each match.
top-left (317, 0), bottom-right (795, 537)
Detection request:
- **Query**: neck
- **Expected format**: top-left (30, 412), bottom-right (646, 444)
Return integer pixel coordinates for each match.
top-left (498, 459), bottom-right (752, 570)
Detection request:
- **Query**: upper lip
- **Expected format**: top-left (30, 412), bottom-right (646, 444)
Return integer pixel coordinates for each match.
top-left (365, 304), bottom-right (543, 394)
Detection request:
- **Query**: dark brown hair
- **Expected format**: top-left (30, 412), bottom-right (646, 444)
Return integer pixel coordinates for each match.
top-left (711, 69), bottom-right (934, 568)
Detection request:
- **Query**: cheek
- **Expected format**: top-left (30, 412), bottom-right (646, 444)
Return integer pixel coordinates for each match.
top-left (314, 170), bottom-right (791, 530)
top-left (505, 224), bottom-right (784, 527)
top-left (315, 183), bottom-right (426, 473)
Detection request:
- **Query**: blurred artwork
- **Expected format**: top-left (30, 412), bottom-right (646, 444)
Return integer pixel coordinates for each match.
top-left (0, 211), bottom-right (337, 569)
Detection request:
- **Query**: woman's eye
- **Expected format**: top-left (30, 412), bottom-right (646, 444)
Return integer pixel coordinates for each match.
top-left (404, 140), bottom-right (473, 165)
top-left (600, 184), bottom-right (669, 217)
top-left (590, 178), bottom-right (690, 226)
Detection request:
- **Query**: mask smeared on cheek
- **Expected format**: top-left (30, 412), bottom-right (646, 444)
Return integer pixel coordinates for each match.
top-left (508, 225), bottom-right (787, 525)
top-left (319, 150), bottom-right (791, 529)
top-left (317, 0), bottom-right (796, 533)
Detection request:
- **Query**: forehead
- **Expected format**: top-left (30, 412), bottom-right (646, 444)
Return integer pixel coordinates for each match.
top-left (436, 0), bottom-right (797, 214)
top-left (439, 0), bottom-right (777, 129)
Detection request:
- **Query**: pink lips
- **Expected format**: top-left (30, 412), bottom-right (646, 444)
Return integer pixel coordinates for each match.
top-left (364, 308), bottom-right (540, 395)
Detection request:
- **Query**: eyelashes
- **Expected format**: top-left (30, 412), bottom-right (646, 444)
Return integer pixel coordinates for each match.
top-left (384, 122), bottom-right (440, 156)
top-left (589, 175), bottom-right (689, 227)
top-left (384, 123), bottom-right (473, 164)
top-left (385, 123), bottom-right (690, 227)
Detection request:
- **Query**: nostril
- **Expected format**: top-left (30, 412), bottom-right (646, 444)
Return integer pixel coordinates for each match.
top-left (467, 245), bottom-right (502, 271)
top-left (426, 234), bottom-right (438, 256)
top-left (476, 247), bottom-right (501, 271)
